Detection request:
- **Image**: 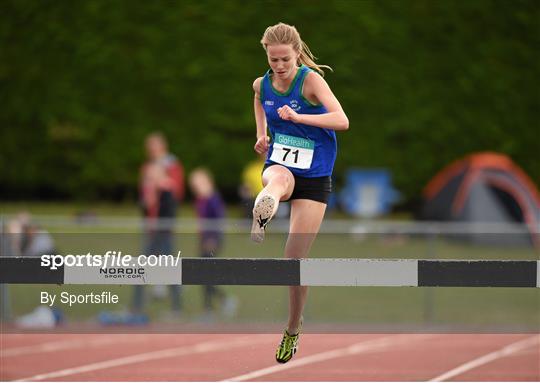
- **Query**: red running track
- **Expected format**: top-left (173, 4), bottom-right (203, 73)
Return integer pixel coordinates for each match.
top-left (1, 333), bottom-right (538, 381)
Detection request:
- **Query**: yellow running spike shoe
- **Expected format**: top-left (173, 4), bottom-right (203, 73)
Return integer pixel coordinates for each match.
top-left (275, 319), bottom-right (303, 364)
top-left (275, 330), bottom-right (300, 363)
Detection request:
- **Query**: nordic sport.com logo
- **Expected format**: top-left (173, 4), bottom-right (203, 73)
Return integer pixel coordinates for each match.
top-left (40, 250), bottom-right (182, 271)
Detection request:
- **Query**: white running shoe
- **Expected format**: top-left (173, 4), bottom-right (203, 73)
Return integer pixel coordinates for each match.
top-left (251, 194), bottom-right (277, 243)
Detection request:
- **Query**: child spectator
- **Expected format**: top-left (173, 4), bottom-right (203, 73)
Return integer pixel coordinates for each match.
top-left (189, 167), bottom-right (238, 319)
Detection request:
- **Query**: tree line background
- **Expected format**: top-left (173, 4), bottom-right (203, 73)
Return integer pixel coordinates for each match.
top-left (1, 0), bottom-right (538, 206)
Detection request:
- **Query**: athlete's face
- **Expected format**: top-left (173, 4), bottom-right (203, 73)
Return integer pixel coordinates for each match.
top-left (189, 171), bottom-right (213, 198)
top-left (145, 136), bottom-right (167, 161)
top-left (266, 44), bottom-right (299, 81)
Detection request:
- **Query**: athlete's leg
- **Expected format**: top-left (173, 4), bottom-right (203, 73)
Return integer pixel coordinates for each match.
top-left (251, 165), bottom-right (295, 242)
top-left (275, 198), bottom-right (326, 363)
top-left (260, 165), bottom-right (295, 201)
top-left (285, 199), bottom-right (326, 333)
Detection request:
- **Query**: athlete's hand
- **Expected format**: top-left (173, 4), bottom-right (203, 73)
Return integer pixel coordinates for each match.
top-left (254, 136), bottom-right (270, 154)
top-left (277, 105), bottom-right (300, 123)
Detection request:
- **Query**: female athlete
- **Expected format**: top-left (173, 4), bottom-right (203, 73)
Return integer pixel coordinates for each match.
top-left (251, 22), bottom-right (349, 363)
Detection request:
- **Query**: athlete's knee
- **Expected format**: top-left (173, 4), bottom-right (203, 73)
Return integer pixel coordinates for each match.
top-left (269, 172), bottom-right (292, 189)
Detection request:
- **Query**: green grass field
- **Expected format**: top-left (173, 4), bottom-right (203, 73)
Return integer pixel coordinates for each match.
top-left (2, 202), bottom-right (539, 330)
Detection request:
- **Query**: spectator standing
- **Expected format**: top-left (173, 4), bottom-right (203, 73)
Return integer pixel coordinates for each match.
top-left (132, 132), bottom-right (185, 317)
top-left (189, 167), bottom-right (237, 319)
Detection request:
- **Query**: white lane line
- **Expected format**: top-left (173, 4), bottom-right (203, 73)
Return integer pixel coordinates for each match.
top-left (223, 333), bottom-right (433, 382)
top-left (2, 334), bottom-right (153, 357)
top-left (429, 334), bottom-right (540, 382)
top-left (15, 335), bottom-right (273, 382)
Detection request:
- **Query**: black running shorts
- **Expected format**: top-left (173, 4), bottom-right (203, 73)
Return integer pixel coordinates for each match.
top-left (263, 163), bottom-right (332, 204)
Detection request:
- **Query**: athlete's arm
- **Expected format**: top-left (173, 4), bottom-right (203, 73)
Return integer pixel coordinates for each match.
top-left (277, 71), bottom-right (349, 131)
top-left (253, 77), bottom-right (270, 153)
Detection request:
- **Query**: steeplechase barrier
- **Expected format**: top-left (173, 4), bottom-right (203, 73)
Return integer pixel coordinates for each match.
top-left (0, 257), bottom-right (538, 287)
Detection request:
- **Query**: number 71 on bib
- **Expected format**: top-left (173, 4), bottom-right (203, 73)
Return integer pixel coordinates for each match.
top-left (270, 133), bottom-right (315, 169)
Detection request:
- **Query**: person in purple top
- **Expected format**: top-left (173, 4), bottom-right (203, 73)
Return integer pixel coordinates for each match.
top-left (189, 168), bottom-right (237, 317)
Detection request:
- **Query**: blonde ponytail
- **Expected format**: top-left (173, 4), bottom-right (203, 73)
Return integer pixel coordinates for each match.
top-left (261, 22), bottom-right (332, 76)
top-left (298, 39), bottom-right (332, 76)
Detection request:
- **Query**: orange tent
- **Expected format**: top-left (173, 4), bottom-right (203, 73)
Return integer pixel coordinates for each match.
top-left (422, 152), bottom-right (539, 247)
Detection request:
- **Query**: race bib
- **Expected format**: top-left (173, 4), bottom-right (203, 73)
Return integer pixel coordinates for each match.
top-left (270, 133), bottom-right (315, 169)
